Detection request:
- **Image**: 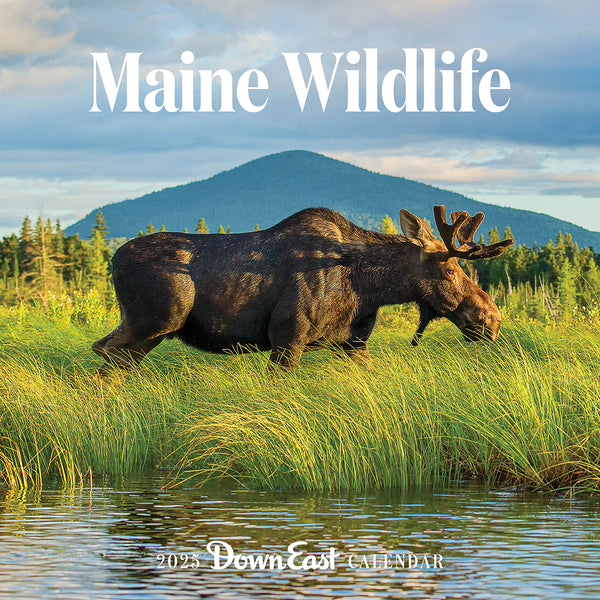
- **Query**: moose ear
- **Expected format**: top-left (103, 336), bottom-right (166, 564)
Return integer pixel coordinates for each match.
top-left (399, 209), bottom-right (438, 249)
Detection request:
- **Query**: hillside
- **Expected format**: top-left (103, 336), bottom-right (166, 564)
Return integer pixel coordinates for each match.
top-left (65, 150), bottom-right (600, 249)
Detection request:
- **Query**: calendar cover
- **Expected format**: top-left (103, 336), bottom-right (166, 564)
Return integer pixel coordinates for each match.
top-left (0, 1), bottom-right (599, 599)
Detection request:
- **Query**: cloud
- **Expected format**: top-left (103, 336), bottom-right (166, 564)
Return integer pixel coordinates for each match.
top-left (472, 149), bottom-right (544, 170)
top-left (331, 151), bottom-right (517, 183)
top-left (0, 0), bottom-right (73, 58)
top-left (331, 143), bottom-right (600, 184)
top-left (546, 173), bottom-right (600, 184)
top-left (541, 185), bottom-right (600, 198)
top-left (0, 64), bottom-right (84, 93)
top-left (0, 0), bottom-right (598, 237)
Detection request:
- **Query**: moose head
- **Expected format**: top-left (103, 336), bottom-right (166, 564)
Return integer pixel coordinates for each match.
top-left (399, 205), bottom-right (514, 345)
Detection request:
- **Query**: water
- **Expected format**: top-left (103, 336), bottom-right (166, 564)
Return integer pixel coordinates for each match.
top-left (0, 477), bottom-right (599, 599)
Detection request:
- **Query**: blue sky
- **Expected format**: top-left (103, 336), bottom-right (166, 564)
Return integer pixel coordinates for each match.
top-left (0, 0), bottom-right (598, 237)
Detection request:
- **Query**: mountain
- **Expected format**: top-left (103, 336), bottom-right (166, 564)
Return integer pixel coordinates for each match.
top-left (65, 150), bottom-right (600, 249)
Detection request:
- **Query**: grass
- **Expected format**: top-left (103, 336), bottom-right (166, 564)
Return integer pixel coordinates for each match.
top-left (0, 295), bottom-right (599, 493)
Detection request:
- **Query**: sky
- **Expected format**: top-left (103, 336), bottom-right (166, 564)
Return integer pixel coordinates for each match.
top-left (0, 0), bottom-right (599, 238)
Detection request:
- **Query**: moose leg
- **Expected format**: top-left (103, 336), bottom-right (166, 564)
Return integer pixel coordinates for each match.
top-left (340, 341), bottom-right (372, 367)
top-left (92, 322), bottom-right (165, 372)
top-left (338, 314), bottom-right (376, 365)
top-left (267, 308), bottom-right (311, 370)
top-left (411, 304), bottom-right (439, 347)
top-left (268, 345), bottom-right (305, 369)
top-left (268, 326), bottom-right (307, 369)
top-left (93, 285), bottom-right (192, 372)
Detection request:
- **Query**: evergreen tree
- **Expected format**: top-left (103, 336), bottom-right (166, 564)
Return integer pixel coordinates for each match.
top-left (557, 259), bottom-right (577, 318)
top-left (380, 215), bottom-right (398, 234)
top-left (582, 255), bottom-right (600, 304)
top-left (488, 227), bottom-right (500, 244)
top-left (146, 223), bottom-right (157, 235)
top-left (0, 234), bottom-right (18, 294)
top-left (25, 215), bottom-right (62, 298)
top-left (20, 215), bottom-right (32, 242)
top-left (88, 211), bottom-right (111, 290)
top-left (0, 211), bottom-right (598, 319)
top-left (53, 220), bottom-right (65, 254)
top-left (217, 225), bottom-right (226, 234)
top-left (486, 227), bottom-right (506, 288)
top-left (18, 215), bottom-right (34, 278)
top-left (63, 234), bottom-right (87, 287)
top-left (195, 218), bottom-right (209, 234)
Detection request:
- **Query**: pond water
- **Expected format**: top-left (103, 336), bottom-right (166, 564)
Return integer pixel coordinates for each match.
top-left (0, 477), bottom-right (599, 599)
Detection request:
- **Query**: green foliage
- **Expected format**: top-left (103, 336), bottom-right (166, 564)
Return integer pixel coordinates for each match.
top-left (380, 214), bottom-right (398, 234)
top-left (195, 218), bottom-right (209, 234)
top-left (474, 229), bottom-right (600, 321)
top-left (0, 214), bottom-right (113, 304)
top-left (87, 211), bottom-right (110, 291)
top-left (1, 214), bottom-right (599, 327)
top-left (0, 306), bottom-right (599, 493)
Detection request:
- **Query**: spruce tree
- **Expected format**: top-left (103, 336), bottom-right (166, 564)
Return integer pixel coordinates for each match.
top-left (25, 215), bottom-right (62, 299)
top-left (53, 220), bottom-right (65, 254)
top-left (88, 211), bottom-right (110, 290)
top-left (195, 218), bottom-right (209, 234)
top-left (63, 234), bottom-right (87, 287)
top-left (380, 215), bottom-right (398, 234)
top-left (557, 259), bottom-right (577, 318)
top-left (18, 216), bottom-right (33, 278)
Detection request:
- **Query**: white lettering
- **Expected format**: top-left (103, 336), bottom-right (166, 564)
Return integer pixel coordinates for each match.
top-left (206, 540), bottom-right (234, 570)
top-left (479, 69), bottom-right (511, 112)
top-left (283, 52), bottom-right (344, 111)
top-left (144, 69), bottom-right (178, 112)
top-left (236, 69), bottom-right (269, 113)
top-left (90, 52), bottom-right (142, 112)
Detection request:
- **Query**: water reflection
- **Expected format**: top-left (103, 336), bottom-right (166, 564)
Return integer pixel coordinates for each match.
top-left (0, 479), bottom-right (599, 599)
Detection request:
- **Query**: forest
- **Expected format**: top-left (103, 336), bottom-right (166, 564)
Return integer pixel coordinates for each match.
top-left (1, 210), bottom-right (599, 322)
top-left (1, 210), bottom-right (599, 493)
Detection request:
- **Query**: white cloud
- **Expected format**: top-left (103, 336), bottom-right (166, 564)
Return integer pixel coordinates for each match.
top-left (0, 0), bottom-right (598, 238)
top-left (331, 152), bottom-right (517, 183)
top-left (0, 0), bottom-right (73, 58)
top-left (0, 64), bottom-right (84, 93)
top-left (331, 144), bottom-right (600, 187)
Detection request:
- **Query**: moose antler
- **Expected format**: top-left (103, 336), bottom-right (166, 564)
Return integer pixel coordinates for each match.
top-left (434, 205), bottom-right (514, 260)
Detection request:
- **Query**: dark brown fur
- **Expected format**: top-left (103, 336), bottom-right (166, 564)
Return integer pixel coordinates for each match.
top-left (92, 206), bottom-right (513, 371)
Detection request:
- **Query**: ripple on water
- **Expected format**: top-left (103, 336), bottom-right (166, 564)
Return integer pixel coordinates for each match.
top-left (0, 480), bottom-right (599, 599)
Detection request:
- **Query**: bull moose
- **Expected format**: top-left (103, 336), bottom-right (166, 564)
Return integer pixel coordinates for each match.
top-left (92, 205), bottom-right (513, 372)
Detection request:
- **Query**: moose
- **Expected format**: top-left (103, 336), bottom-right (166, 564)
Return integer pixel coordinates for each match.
top-left (92, 205), bottom-right (513, 372)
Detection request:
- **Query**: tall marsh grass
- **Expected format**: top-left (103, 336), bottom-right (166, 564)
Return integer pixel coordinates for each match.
top-left (0, 297), bottom-right (599, 493)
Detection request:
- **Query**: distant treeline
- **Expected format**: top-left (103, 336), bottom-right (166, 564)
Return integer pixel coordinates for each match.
top-left (1, 212), bottom-right (599, 320)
